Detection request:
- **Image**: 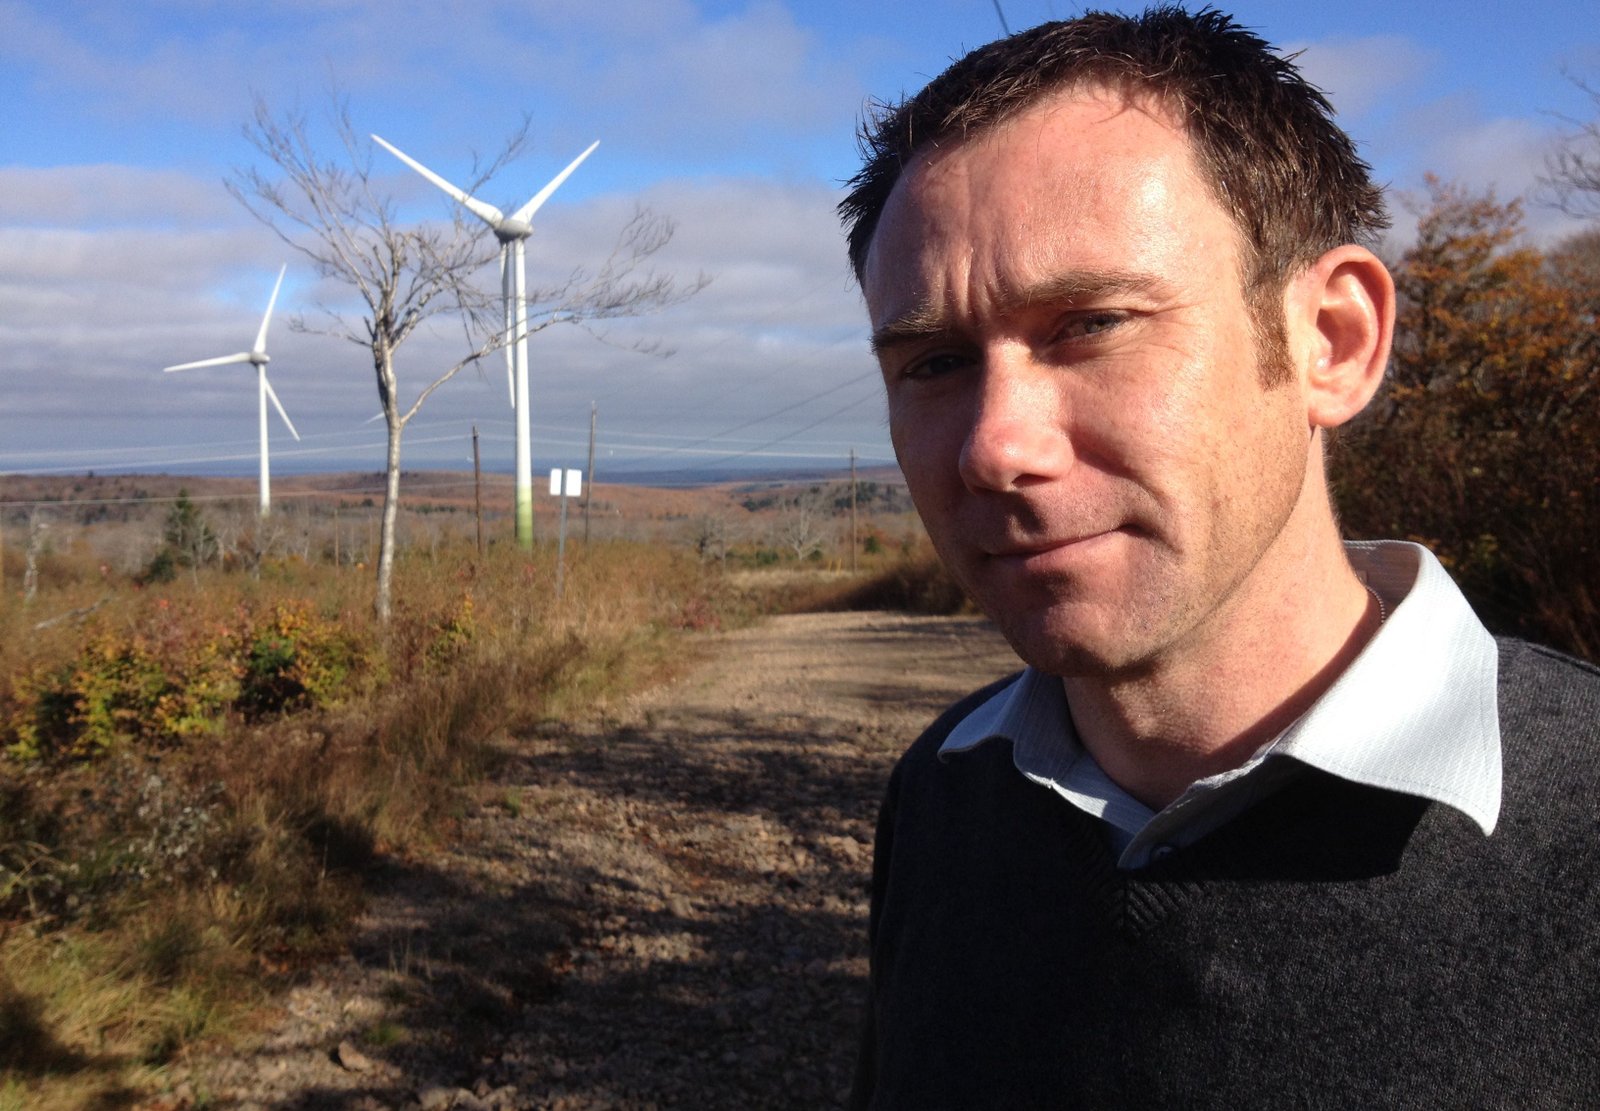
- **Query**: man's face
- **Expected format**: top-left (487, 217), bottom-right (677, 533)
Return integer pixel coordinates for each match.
top-left (862, 88), bottom-right (1314, 677)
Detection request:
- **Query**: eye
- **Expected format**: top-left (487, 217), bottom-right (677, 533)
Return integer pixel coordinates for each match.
top-left (899, 349), bottom-right (977, 381)
top-left (1055, 310), bottom-right (1129, 342)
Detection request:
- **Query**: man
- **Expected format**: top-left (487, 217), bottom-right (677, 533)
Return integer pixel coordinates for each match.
top-left (840, 8), bottom-right (1600, 1108)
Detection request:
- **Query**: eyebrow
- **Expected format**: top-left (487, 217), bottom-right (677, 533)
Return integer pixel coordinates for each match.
top-left (869, 268), bottom-right (1166, 356)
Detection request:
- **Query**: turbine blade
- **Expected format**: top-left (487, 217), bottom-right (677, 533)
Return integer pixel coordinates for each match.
top-left (502, 246), bottom-right (515, 408)
top-left (164, 352), bottom-right (252, 372)
top-left (371, 134), bottom-right (506, 228)
top-left (510, 140), bottom-right (599, 224)
top-left (254, 264), bottom-right (287, 354)
top-left (262, 374), bottom-right (301, 441)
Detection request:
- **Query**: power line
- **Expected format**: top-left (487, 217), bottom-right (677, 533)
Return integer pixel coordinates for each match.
top-left (992, 0), bottom-right (1013, 35)
top-left (0, 424), bottom-right (387, 465)
top-left (604, 368), bottom-right (881, 474)
top-left (0, 433), bottom-right (478, 478)
top-left (677, 386), bottom-right (885, 474)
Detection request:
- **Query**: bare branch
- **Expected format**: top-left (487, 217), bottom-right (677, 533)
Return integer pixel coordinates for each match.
top-left (1538, 74), bottom-right (1600, 222)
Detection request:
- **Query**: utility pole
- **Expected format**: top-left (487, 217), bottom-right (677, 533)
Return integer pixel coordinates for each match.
top-left (850, 447), bottom-right (859, 573)
top-left (584, 402), bottom-right (596, 545)
top-left (472, 425), bottom-right (485, 560)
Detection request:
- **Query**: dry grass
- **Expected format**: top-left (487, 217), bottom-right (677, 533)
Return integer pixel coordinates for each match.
top-left (0, 537), bottom-right (736, 1107)
top-left (737, 544), bottom-right (974, 617)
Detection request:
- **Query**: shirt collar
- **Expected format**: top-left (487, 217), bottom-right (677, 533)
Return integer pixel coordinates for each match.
top-left (938, 540), bottom-right (1502, 835)
top-left (1278, 540), bottom-right (1501, 833)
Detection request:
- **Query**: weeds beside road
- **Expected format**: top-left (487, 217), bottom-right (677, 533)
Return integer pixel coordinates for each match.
top-left (0, 542), bottom-right (741, 1110)
top-left (0, 541), bottom-right (994, 1109)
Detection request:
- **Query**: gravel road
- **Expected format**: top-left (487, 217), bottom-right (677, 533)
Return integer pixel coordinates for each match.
top-left (167, 611), bottom-right (1022, 1111)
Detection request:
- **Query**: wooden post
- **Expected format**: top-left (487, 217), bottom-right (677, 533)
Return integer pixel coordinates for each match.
top-left (583, 402), bottom-right (596, 545)
top-left (473, 424), bottom-right (485, 560)
top-left (23, 510), bottom-right (45, 605)
top-left (849, 447), bottom-right (858, 573)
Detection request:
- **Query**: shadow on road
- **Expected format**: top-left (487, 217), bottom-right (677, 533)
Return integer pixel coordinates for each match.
top-left (240, 613), bottom-right (1020, 1110)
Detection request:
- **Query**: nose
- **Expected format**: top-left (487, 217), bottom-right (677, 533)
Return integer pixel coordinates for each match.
top-left (957, 358), bottom-right (1072, 492)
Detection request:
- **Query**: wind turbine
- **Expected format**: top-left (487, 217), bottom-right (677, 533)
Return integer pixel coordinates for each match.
top-left (164, 264), bottom-right (300, 518)
top-left (371, 132), bottom-right (599, 549)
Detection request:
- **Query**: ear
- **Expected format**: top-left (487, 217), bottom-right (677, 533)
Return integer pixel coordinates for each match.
top-left (1285, 245), bottom-right (1394, 429)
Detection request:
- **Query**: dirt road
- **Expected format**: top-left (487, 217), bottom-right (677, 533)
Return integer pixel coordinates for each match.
top-left (178, 611), bottom-right (1022, 1110)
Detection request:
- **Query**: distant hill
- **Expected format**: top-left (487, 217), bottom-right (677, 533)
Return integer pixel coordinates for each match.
top-left (0, 465), bottom-right (910, 527)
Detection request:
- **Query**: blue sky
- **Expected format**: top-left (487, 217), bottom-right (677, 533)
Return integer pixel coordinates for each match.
top-left (3, 0), bottom-right (1597, 481)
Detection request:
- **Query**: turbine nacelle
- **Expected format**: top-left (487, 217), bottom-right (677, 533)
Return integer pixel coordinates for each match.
top-left (163, 347), bottom-right (271, 371)
top-left (372, 134), bottom-right (598, 240)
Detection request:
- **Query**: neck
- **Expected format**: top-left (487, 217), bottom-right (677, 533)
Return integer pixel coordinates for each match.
top-left (1063, 463), bottom-right (1382, 810)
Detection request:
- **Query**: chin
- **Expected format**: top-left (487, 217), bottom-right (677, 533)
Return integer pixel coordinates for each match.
top-left (1005, 626), bottom-right (1133, 679)
top-left (952, 535), bottom-right (1181, 679)
top-left (976, 591), bottom-right (1137, 679)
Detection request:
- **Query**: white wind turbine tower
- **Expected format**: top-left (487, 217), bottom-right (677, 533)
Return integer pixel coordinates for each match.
top-left (163, 264), bottom-right (301, 518)
top-left (371, 133), bottom-right (599, 549)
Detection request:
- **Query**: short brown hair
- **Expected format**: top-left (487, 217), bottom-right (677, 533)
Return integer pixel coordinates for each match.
top-left (840, 5), bottom-right (1389, 298)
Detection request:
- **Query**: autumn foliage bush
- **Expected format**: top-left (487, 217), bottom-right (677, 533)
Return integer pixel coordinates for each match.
top-left (0, 537), bottom-right (733, 1106)
top-left (5, 599), bottom-right (370, 762)
top-left (1334, 179), bottom-right (1600, 661)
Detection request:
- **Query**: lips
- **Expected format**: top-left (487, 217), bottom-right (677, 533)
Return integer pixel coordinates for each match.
top-left (986, 527), bottom-right (1123, 558)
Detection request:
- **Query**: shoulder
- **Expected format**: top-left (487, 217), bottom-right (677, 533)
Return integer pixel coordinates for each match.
top-left (1496, 638), bottom-right (1600, 732)
top-left (894, 672), bottom-right (1025, 776)
top-left (1494, 638), bottom-right (1600, 838)
top-left (881, 672), bottom-right (1027, 814)
top-left (1498, 636), bottom-right (1600, 679)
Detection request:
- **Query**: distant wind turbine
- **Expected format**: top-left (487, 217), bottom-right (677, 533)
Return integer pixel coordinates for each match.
top-left (164, 264), bottom-right (300, 518)
top-left (371, 133), bottom-right (599, 549)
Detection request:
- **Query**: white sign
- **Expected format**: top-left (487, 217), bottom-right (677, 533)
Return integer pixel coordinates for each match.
top-left (548, 468), bottom-right (582, 497)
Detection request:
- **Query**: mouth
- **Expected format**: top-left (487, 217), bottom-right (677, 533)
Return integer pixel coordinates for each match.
top-left (990, 526), bottom-right (1125, 557)
top-left (985, 527), bottom-right (1130, 572)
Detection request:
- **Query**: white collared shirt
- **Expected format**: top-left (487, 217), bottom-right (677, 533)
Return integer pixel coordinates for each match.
top-left (938, 541), bottom-right (1502, 869)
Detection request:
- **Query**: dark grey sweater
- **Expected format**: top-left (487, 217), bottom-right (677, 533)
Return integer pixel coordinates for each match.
top-left (849, 639), bottom-right (1600, 1109)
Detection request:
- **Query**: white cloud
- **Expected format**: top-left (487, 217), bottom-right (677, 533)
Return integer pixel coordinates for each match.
top-left (0, 161), bottom-right (887, 477)
top-left (1371, 100), bottom-right (1591, 246)
top-left (577, 1), bottom-right (865, 148)
top-left (1420, 116), bottom-right (1555, 196)
top-left (1288, 35), bottom-right (1436, 121)
top-left (0, 166), bottom-right (239, 227)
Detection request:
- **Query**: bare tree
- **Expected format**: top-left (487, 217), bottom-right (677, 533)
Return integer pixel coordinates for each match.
top-left (210, 503), bottom-right (254, 569)
top-left (1542, 76), bottom-right (1600, 223)
top-left (229, 93), bottom-right (706, 621)
top-left (689, 512), bottom-right (736, 566)
top-left (777, 486), bottom-right (835, 562)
